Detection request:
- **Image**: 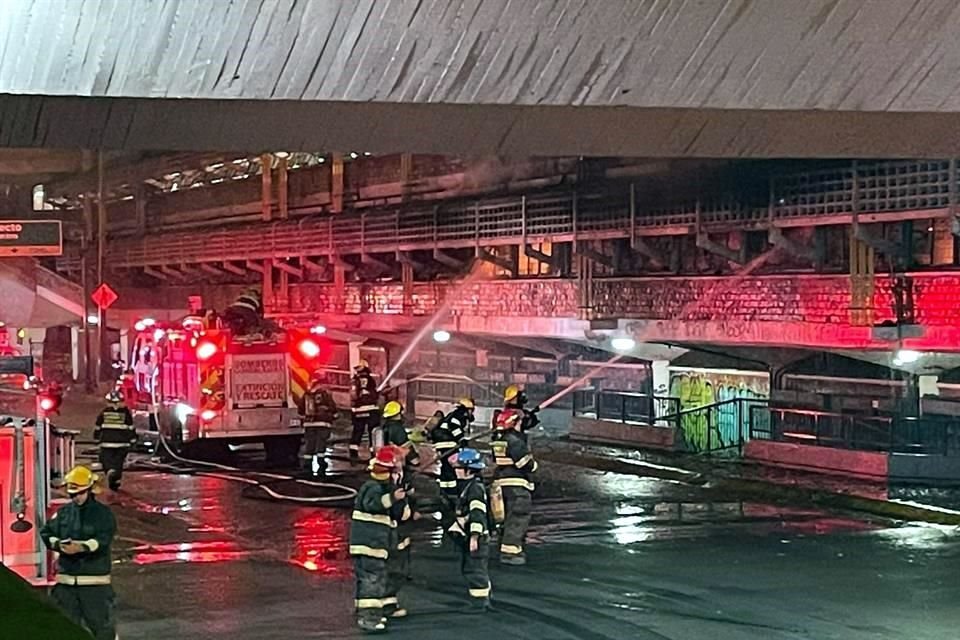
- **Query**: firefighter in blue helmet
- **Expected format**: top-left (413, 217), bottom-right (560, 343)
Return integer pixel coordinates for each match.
top-left (450, 448), bottom-right (492, 612)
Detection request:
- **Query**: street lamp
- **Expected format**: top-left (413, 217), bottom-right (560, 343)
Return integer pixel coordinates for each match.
top-left (611, 336), bottom-right (636, 352)
top-left (432, 330), bottom-right (451, 343)
top-left (86, 314), bottom-right (100, 325)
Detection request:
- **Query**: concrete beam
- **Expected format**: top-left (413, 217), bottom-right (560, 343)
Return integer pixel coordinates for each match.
top-left (201, 263), bottom-right (226, 276)
top-left (361, 253), bottom-right (392, 273)
top-left (330, 255), bottom-right (355, 271)
top-left (523, 245), bottom-right (561, 268)
top-left (696, 233), bottom-right (743, 265)
top-left (397, 251), bottom-right (424, 271)
top-left (301, 256), bottom-right (326, 272)
top-left (222, 261), bottom-right (246, 275)
top-left (245, 260), bottom-right (265, 274)
top-left (272, 259), bottom-right (303, 279)
top-left (144, 266), bottom-right (167, 280)
top-left (476, 247), bottom-right (515, 273)
top-left (768, 227), bottom-right (815, 262)
top-left (576, 245), bottom-right (614, 269)
top-left (432, 249), bottom-right (464, 269)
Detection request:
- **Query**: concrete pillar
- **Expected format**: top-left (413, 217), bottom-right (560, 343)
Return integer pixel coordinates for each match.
top-left (919, 375), bottom-right (940, 397)
top-left (652, 360), bottom-right (670, 396)
top-left (401, 262), bottom-right (413, 314)
top-left (348, 341), bottom-right (363, 370)
top-left (334, 264), bottom-right (346, 314)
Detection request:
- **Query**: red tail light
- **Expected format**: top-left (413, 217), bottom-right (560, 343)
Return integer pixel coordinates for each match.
top-left (196, 341), bottom-right (218, 361)
top-left (298, 339), bottom-right (321, 359)
top-left (200, 409), bottom-right (217, 422)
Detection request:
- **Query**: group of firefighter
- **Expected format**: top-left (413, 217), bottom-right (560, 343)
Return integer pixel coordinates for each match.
top-left (308, 360), bottom-right (541, 633)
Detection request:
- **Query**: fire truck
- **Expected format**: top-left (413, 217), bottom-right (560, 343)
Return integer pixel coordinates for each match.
top-left (129, 317), bottom-right (326, 464)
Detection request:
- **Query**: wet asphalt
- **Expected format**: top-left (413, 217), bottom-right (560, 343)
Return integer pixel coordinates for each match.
top-left (82, 446), bottom-right (960, 640)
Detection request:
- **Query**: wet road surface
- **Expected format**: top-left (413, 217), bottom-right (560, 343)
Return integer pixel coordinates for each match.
top-left (98, 457), bottom-right (960, 639)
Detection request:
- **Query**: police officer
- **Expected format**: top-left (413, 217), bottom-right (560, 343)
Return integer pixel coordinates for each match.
top-left (40, 465), bottom-right (118, 640)
top-left (94, 391), bottom-right (136, 491)
top-left (350, 360), bottom-right (380, 463)
top-left (350, 447), bottom-right (406, 633)
top-left (451, 448), bottom-right (492, 612)
top-left (491, 409), bottom-right (539, 566)
top-left (302, 370), bottom-right (338, 474)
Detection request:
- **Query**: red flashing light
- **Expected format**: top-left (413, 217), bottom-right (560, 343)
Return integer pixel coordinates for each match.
top-left (196, 341), bottom-right (218, 361)
top-left (200, 409), bottom-right (217, 422)
top-left (39, 396), bottom-right (56, 412)
top-left (298, 339), bottom-right (321, 359)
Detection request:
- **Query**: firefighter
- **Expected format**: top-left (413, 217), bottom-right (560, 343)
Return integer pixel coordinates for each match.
top-left (94, 391), bottom-right (136, 491)
top-left (350, 447), bottom-right (406, 633)
top-left (222, 288), bottom-right (263, 335)
top-left (40, 465), bottom-right (118, 640)
top-left (491, 408), bottom-right (539, 566)
top-left (382, 403), bottom-right (418, 582)
top-left (350, 360), bottom-right (380, 463)
top-left (501, 384), bottom-right (540, 435)
top-left (450, 448), bottom-right (493, 611)
top-left (301, 370), bottom-right (338, 474)
top-left (430, 400), bottom-right (474, 529)
top-left (385, 446), bottom-right (417, 617)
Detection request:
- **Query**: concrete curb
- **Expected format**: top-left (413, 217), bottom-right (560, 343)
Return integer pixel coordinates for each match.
top-left (538, 448), bottom-right (960, 526)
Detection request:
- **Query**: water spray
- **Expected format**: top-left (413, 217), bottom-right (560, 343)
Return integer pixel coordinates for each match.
top-left (378, 261), bottom-right (484, 392)
top-left (532, 249), bottom-right (780, 412)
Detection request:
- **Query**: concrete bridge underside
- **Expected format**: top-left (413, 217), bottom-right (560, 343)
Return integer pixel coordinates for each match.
top-left (6, 1), bottom-right (960, 156)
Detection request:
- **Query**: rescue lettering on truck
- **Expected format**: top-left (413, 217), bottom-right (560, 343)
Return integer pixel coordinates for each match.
top-left (229, 353), bottom-right (288, 408)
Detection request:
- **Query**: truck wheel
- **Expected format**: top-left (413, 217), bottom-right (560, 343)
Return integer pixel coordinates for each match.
top-left (265, 436), bottom-right (301, 468)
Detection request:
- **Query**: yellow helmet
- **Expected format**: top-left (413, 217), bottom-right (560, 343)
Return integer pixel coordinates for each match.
top-left (504, 385), bottom-right (520, 403)
top-left (458, 397), bottom-right (475, 410)
top-left (354, 359), bottom-right (370, 372)
top-left (64, 465), bottom-right (97, 494)
top-left (382, 400), bottom-right (403, 419)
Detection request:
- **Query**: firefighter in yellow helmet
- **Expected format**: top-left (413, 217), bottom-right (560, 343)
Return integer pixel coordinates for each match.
top-left (40, 466), bottom-right (118, 640)
top-left (381, 402), bottom-right (419, 590)
top-left (349, 359), bottom-right (380, 463)
top-left (496, 385), bottom-right (540, 436)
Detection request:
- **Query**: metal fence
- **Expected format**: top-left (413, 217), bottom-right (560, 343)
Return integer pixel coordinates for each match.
top-left (572, 389), bottom-right (681, 427)
top-left (78, 158), bottom-right (960, 270)
top-left (751, 407), bottom-right (960, 456)
top-left (662, 398), bottom-right (770, 455)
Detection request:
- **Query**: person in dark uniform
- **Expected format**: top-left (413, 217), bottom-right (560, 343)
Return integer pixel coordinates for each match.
top-left (40, 465), bottom-right (118, 640)
top-left (499, 385), bottom-right (540, 436)
top-left (350, 360), bottom-right (380, 463)
top-left (381, 404), bottom-right (419, 586)
top-left (491, 409), bottom-right (539, 566)
top-left (222, 288), bottom-right (263, 335)
top-left (430, 399), bottom-right (475, 530)
top-left (450, 448), bottom-right (493, 612)
top-left (302, 370), bottom-right (338, 474)
top-left (94, 391), bottom-right (136, 491)
top-left (349, 447), bottom-right (406, 633)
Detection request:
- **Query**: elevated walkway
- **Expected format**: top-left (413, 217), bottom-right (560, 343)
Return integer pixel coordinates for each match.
top-left (0, 259), bottom-right (83, 327)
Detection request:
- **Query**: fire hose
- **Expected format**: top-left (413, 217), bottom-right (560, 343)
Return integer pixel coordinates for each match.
top-left (138, 407), bottom-right (357, 505)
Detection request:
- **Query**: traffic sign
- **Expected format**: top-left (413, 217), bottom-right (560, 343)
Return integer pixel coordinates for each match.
top-left (91, 283), bottom-right (118, 310)
top-left (0, 220), bottom-right (63, 256)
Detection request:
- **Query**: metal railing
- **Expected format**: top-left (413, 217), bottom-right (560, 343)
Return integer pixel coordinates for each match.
top-left (661, 398), bottom-right (770, 455)
top-left (751, 407), bottom-right (960, 456)
top-left (70, 158), bottom-right (960, 270)
top-left (572, 389), bottom-right (681, 428)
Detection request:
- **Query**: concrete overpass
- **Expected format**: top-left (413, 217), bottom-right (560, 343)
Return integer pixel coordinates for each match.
top-left (5, 0), bottom-right (960, 156)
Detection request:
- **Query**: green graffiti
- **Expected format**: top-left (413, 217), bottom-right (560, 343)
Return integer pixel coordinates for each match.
top-left (669, 372), bottom-right (768, 452)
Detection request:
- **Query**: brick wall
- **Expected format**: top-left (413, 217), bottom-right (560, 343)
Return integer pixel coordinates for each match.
top-left (591, 273), bottom-right (960, 327)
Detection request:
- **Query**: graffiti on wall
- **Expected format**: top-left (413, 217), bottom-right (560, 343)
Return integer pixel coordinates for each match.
top-left (668, 370), bottom-right (769, 452)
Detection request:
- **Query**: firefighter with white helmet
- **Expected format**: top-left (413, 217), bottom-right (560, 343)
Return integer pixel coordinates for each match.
top-left (40, 465), bottom-right (118, 640)
top-left (94, 391), bottom-right (136, 491)
top-left (349, 359), bottom-right (380, 463)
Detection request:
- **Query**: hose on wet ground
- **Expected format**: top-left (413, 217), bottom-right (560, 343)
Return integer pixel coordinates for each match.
top-left (131, 421), bottom-right (358, 505)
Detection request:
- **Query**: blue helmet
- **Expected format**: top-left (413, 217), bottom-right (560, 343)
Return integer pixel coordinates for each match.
top-left (455, 448), bottom-right (485, 470)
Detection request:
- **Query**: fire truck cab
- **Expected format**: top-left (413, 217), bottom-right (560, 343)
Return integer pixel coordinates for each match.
top-left (130, 318), bottom-right (317, 464)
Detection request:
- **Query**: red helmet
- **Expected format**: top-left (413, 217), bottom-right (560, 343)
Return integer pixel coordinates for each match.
top-left (371, 446), bottom-right (398, 473)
